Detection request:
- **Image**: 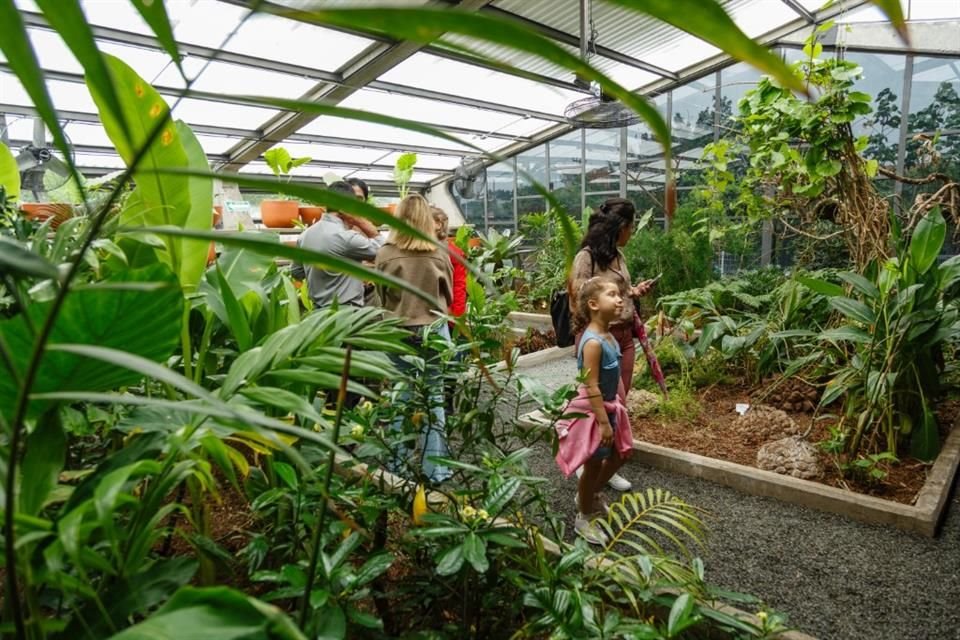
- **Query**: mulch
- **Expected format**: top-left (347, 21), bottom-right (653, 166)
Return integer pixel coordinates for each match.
top-left (630, 381), bottom-right (958, 505)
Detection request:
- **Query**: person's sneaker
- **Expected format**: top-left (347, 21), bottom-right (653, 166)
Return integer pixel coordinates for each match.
top-left (574, 468), bottom-right (633, 492)
top-left (574, 514), bottom-right (608, 546)
top-left (607, 472), bottom-right (632, 492)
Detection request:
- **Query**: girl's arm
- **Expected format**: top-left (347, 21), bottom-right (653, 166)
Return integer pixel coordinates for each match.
top-left (581, 339), bottom-right (613, 446)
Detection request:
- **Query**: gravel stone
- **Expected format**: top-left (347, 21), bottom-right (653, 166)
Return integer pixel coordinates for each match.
top-left (515, 356), bottom-right (960, 640)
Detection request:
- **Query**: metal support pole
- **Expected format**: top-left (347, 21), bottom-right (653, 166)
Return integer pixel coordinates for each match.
top-left (895, 55), bottom-right (913, 205)
top-left (619, 125), bottom-right (628, 198)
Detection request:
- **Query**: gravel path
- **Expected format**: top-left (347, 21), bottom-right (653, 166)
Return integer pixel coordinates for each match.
top-left (517, 356), bottom-right (960, 640)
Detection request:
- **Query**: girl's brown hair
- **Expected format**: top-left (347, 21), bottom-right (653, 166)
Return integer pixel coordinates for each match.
top-left (572, 276), bottom-right (615, 334)
top-left (387, 194), bottom-right (438, 252)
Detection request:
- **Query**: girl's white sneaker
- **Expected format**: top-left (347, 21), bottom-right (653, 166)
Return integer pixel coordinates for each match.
top-left (574, 514), bottom-right (608, 546)
top-left (574, 468), bottom-right (633, 492)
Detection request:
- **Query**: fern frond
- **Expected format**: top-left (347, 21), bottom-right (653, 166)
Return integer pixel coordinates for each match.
top-left (595, 489), bottom-right (705, 558)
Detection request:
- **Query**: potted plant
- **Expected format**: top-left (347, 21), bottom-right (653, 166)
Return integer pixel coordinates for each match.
top-left (261, 146), bottom-right (311, 228)
top-left (388, 151), bottom-right (418, 213)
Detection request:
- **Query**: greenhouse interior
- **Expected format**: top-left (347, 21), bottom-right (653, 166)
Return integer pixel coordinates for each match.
top-left (2, 0), bottom-right (960, 638)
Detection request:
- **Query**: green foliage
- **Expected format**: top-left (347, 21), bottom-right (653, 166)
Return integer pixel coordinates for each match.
top-left (622, 202), bottom-right (716, 298)
top-left (0, 141), bottom-right (20, 201)
top-left (802, 208), bottom-right (960, 461)
top-left (518, 209), bottom-right (586, 310)
top-left (393, 151), bottom-right (418, 199)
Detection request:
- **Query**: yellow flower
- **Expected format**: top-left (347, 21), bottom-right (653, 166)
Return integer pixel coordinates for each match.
top-left (350, 424), bottom-right (365, 438)
top-left (461, 505), bottom-right (477, 520)
top-left (358, 400), bottom-right (374, 417)
top-left (477, 509), bottom-right (490, 522)
top-left (412, 484), bottom-right (428, 525)
top-left (756, 611), bottom-right (768, 623)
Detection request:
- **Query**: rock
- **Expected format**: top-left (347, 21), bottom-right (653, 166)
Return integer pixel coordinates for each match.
top-left (733, 405), bottom-right (800, 445)
top-left (627, 389), bottom-right (661, 417)
top-left (757, 436), bottom-right (823, 479)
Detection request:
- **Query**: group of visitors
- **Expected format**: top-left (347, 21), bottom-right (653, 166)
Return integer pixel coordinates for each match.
top-left (290, 181), bottom-right (466, 485)
top-left (290, 184), bottom-right (653, 545)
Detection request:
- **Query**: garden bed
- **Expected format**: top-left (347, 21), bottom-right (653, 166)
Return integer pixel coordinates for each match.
top-left (626, 382), bottom-right (960, 536)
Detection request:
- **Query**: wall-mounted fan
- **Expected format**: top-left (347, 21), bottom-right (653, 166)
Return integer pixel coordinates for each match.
top-left (563, 0), bottom-right (640, 129)
top-left (452, 156), bottom-right (487, 200)
top-left (1, 117), bottom-right (74, 200)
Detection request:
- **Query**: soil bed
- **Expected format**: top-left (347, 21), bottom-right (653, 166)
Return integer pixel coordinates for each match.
top-left (630, 381), bottom-right (959, 505)
top-left (513, 328), bottom-right (556, 355)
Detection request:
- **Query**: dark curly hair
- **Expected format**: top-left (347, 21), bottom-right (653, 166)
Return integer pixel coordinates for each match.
top-left (579, 198), bottom-right (636, 271)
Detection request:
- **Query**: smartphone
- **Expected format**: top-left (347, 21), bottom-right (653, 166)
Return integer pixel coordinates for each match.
top-left (647, 273), bottom-right (663, 285)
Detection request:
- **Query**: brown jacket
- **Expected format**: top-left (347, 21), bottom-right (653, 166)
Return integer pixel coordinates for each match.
top-left (375, 244), bottom-right (453, 327)
top-left (568, 248), bottom-right (635, 324)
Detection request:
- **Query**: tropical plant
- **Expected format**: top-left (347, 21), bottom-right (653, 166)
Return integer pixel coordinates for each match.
top-left (264, 146), bottom-right (313, 200)
top-left (798, 207), bottom-right (960, 462)
top-left (393, 151), bottom-right (418, 200)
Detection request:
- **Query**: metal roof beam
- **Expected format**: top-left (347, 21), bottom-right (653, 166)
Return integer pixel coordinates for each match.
top-left (220, 0), bottom-right (499, 171)
top-left (779, 0), bottom-right (816, 24)
top-left (477, 5), bottom-right (679, 81)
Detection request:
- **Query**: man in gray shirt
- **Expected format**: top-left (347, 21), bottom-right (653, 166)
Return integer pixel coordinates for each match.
top-left (290, 181), bottom-right (383, 308)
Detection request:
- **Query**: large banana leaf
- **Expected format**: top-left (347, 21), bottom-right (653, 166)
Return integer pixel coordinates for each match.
top-left (0, 264), bottom-right (182, 424)
top-left (87, 55), bottom-right (210, 292)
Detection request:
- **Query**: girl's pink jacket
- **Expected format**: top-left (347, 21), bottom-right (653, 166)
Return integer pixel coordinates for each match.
top-left (554, 384), bottom-right (633, 477)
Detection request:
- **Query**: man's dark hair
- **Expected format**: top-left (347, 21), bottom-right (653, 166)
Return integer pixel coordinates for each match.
top-left (328, 181), bottom-right (359, 212)
top-left (346, 177), bottom-right (369, 200)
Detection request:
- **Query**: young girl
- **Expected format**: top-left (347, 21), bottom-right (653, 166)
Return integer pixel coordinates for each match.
top-left (555, 277), bottom-right (633, 545)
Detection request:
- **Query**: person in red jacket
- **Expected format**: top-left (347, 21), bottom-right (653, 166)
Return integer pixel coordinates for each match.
top-left (431, 206), bottom-right (467, 318)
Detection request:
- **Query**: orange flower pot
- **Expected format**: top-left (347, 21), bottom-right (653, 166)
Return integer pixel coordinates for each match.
top-left (382, 203), bottom-right (397, 216)
top-left (213, 205), bottom-right (223, 228)
top-left (260, 199), bottom-right (299, 228)
top-left (207, 242), bottom-right (217, 266)
top-left (299, 205), bottom-right (325, 226)
top-left (20, 203), bottom-right (73, 229)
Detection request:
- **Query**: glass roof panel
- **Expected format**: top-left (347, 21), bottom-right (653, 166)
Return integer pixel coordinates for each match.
top-left (378, 53), bottom-right (582, 115)
top-left (908, 0), bottom-right (960, 20)
top-left (338, 89), bottom-right (537, 137)
top-left (299, 116), bottom-right (503, 152)
top-left (3, 72), bottom-right (101, 113)
top-left (270, 143), bottom-right (390, 165)
top-left (74, 152), bottom-right (125, 169)
top-left (379, 152), bottom-right (462, 171)
top-left (70, 1), bottom-right (245, 48)
top-left (727, 0), bottom-right (798, 38)
top-left (63, 121), bottom-right (114, 147)
top-left (224, 12), bottom-right (374, 71)
top-left (189, 62), bottom-right (316, 98)
top-left (194, 135), bottom-right (239, 156)
top-left (170, 97), bottom-right (280, 129)
top-left (2, 117), bottom-right (37, 147)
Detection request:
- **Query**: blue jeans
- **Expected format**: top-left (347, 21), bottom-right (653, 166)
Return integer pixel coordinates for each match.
top-left (388, 322), bottom-right (452, 483)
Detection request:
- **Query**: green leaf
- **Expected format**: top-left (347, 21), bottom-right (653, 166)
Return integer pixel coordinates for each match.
top-left (239, 387), bottom-right (326, 428)
top-left (216, 263), bottom-right (253, 352)
top-left (129, 0), bottom-right (183, 78)
top-left (19, 409), bottom-right (66, 516)
top-left (0, 264), bottom-right (183, 424)
top-left (0, 236), bottom-right (60, 280)
top-left (0, 141), bottom-right (20, 200)
top-left (696, 321), bottom-right (725, 355)
top-left (482, 477), bottom-right (520, 516)
top-left (315, 603), bottom-right (346, 640)
top-left (838, 271), bottom-right (880, 299)
top-left (865, 158), bottom-right (879, 178)
top-left (909, 206), bottom-right (945, 275)
top-left (818, 327), bottom-right (871, 344)
top-left (667, 593), bottom-right (697, 636)
top-left (462, 533), bottom-right (489, 574)
top-left (435, 544), bottom-right (466, 576)
top-left (106, 586), bottom-right (306, 640)
top-left (849, 91), bottom-right (873, 103)
top-left (910, 403), bottom-right (940, 461)
top-left (829, 297), bottom-right (876, 325)
top-left (175, 121), bottom-right (214, 292)
top-left (273, 462), bottom-right (299, 492)
top-left (816, 158), bottom-right (842, 177)
top-left (796, 275), bottom-right (844, 297)
top-left (354, 552), bottom-right (393, 586)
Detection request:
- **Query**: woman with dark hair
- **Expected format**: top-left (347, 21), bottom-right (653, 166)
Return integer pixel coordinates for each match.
top-left (346, 177), bottom-right (370, 201)
top-left (568, 197), bottom-right (654, 492)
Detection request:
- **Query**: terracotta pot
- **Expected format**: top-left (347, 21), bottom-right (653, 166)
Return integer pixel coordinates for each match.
top-left (213, 205), bottom-right (223, 228)
top-left (299, 205), bottom-right (325, 226)
top-left (383, 203), bottom-right (397, 216)
top-left (20, 202), bottom-right (73, 229)
top-left (207, 242), bottom-right (217, 266)
top-left (468, 237), bottom-right (483, 249)
top-left (260, 199), bottom-right (299, 228)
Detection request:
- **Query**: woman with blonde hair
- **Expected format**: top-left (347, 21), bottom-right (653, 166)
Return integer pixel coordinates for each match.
top-left (376, 193), bottom-right (454, 483)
